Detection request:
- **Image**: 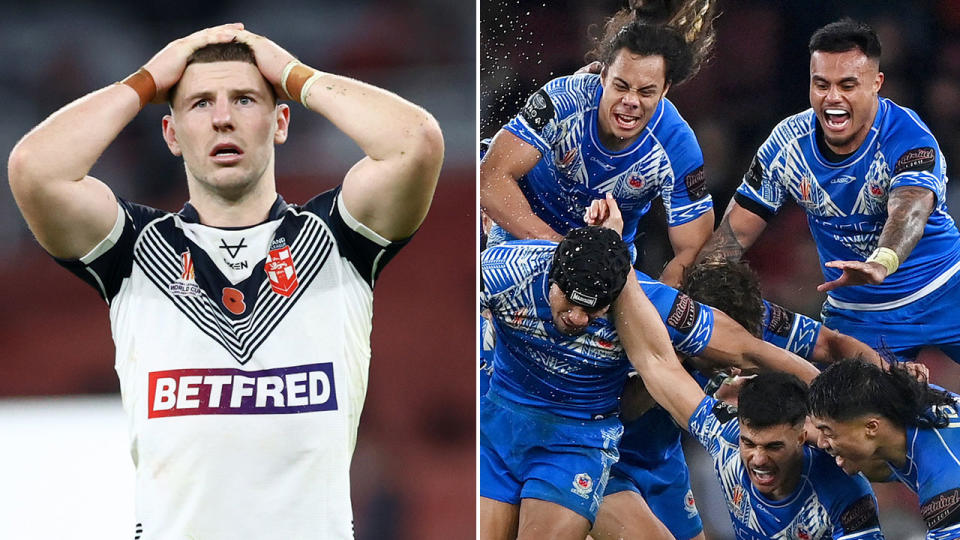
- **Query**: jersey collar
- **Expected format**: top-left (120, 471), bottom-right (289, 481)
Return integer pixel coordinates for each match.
top-left (178, 195), bottom-right (291, 227)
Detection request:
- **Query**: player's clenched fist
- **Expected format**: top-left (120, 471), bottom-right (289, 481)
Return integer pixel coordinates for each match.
top-left (142, 22), bottom-right (245, 103)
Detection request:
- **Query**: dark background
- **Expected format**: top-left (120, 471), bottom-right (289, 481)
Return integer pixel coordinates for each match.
top-left (0, 1), bottom-right (475, 538)
top-left (482, 1), bottom-right (960, 537)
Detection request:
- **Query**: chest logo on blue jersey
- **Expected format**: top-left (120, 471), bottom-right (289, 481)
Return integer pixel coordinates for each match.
top-left (556, 147), bottom-right (578, 171)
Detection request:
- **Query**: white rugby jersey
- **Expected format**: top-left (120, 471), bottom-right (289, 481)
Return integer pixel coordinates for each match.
top-left (57, 188), bottom-right (408, 539)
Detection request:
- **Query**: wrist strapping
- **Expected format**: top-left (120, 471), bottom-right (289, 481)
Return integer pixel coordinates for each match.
top-left (867, 247), bottom-right (900, 276)
top-left (281, 60), bottom-right (324, 109)
top-left (118, 67), bottom-right (157, 108)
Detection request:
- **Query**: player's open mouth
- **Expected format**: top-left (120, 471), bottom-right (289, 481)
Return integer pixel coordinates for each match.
top-left (210, 143), bottom-right (244, 165)
top-left (751, 467), bottom-right (776, 486)
top-left (614, 113), bottom-right (641, 131)
top-left (823, 108), bottom-right (850, 131)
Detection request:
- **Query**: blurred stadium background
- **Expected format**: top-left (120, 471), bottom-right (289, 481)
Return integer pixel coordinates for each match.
top-left (482, 1), bottom-right (960, 538)
top-left (0, 1), bottom-right (474, 538)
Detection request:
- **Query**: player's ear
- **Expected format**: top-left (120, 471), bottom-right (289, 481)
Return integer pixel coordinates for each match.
top-left (863, 417), bottom-right (881, 438)
top-left (662, 81), bottom-right (672, 98)
top-left (874, 71), bottom-right (884, 95)
top-left (273, 103), bottom-right (290, 145)
top-left (161, 115), bottom-right (181, 156)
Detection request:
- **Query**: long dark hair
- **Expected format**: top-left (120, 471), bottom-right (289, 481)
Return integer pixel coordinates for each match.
top-left (809, 358), bottom-right (955, 429)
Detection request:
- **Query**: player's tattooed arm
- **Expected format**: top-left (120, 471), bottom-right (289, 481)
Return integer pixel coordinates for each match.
top-left (696, 201), bottom-right (769, 263)
top-left (819, 186), bottom-right (935, 292)
top-left (878, 185), bottom-right (935, 262)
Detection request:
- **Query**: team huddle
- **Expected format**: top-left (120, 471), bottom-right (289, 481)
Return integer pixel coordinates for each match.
top-left (479, 2), bottom-right (960, 539)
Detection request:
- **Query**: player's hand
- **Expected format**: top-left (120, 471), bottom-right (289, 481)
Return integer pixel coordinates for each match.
top-left (143, 23), bottom-right (245, 103)
top-left (574, 61), bottom-right (603, 75)
top-left (584, 192), bottom-right (624, 237)
top-left (233, 30), bottom-right (298, 98)
top-left (902, 361), bottom-right (930, 382)
top-left (816, 260), bottom-right (888, 292)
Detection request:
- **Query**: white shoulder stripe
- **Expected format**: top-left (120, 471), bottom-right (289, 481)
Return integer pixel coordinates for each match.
top-left (80, 202), bottom-right (126, 264)
top-left (337, 193), bottom-right (390, 247)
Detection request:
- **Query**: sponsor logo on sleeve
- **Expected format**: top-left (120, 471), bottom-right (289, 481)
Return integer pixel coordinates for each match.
top-left (894, 147), bottom-right (936, 176)
top-left (684, 166), bottom-right (708, 200)
top-left (744, 156), bottom-right (764, 190)
top-left (571, 473), bottom-right (594, 499)
top-left (921, 488), bottom-right (960, 530)
top-left (147, 363), bottom-right (338, 418)
top-left (841, 494), bottom-right (881, 532)
top-left (520, 88), bottom-right (555, 131)
top-left (766, 302), bottom-right (795, 338)
top-left (667, 293), bottom-right (699, 333)
top-left (711, 400), bottom-right (738, 424)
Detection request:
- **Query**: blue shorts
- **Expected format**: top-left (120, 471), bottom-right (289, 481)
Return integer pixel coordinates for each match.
top-left (822, 269), bottom-right (960, 363)
top-left (605, 410), bottom-right (703, 540)
top-left (480, 391), bottom-right (623, 523)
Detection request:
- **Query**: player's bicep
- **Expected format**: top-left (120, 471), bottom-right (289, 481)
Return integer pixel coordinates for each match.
top-left (340, 116), bottom-right (444, 242)
top-left (479, 130), bottom-right (542, 205)
top-left (11, 173), bottom-right (118, 260)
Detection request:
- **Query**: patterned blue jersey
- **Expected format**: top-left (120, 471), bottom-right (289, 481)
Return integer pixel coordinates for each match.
top-left (762, 300), bottom-right (822, 361)
top-left (481, 240), bottom-right (713, 419)
top-left (736, 98), bottom-right (960, 309)
top-left (493, 73), bottom-right (712, 247)
top-left (887, 390), bottom-right (960, 538)
top-left (690, 396), bottom-right (883, 539)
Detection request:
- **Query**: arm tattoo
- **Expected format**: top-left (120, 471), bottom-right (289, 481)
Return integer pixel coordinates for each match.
top-left (879, 186), bottom-right (935, 261)
top-left (698, 217), bottom-right (745, 263)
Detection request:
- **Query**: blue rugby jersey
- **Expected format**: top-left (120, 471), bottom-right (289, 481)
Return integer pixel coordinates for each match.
top-left (690, 396), bottom-right (883, 540)
top-left (762, 299), bottom-right (822, 361)
top-left (887, 390), bottom-right (960, 538)
top-left (735, 98), bottom-right (960, 309)
top-left (480, 241), bottom-right (713, 419)
top-left (490, 74), bottom-right (712, 247)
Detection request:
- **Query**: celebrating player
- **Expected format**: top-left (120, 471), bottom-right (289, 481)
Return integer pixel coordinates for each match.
top-left (480, 1), bottom-right (717, 285)
top-left (810, 359), bottom-right (960, 537)
top-left (613, 270), bottom-right (885, 539)
top-left (7, 24), bottom-right (443, 538)
top-left (698, 18), bottom-right (960, 362)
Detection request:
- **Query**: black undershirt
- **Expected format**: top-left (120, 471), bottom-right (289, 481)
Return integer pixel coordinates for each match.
top-left (815, 120), bottom-right (856, 163)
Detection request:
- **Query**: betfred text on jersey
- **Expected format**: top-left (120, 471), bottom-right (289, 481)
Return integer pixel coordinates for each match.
top-left (148, 363), bottom-right (338, 418)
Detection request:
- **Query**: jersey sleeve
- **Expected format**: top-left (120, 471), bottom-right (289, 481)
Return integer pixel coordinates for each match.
top-left (636, 270), bottom-right (714, 356)
top-left (658, 116), bottom-right (713, 226)
top-left (303, 187), bottom-right (410, 288)
top-left (53, 198), bottom-right (165, 303)
top-left (830, 486), bottom-right (883, 539)
top-left (886, 114), bottom-right (946, 205)
top-left (734, 121), bottom-right (793, 220)
top-left (688, 394), bottom-right (740, 455)
top-left (503, 75), bottom-right (585, 157)
top-left (761, 299), bottom-right (822, 361)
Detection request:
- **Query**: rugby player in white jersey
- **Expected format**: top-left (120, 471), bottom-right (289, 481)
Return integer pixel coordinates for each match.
top-left (8, 23), bottom-right (443, 538)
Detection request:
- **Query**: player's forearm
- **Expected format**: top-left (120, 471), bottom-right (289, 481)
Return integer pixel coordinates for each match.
top-left (479, 165), bottom-right (562, 241)
top-left (8, 84), bottom-right (140, 192)
top-left (613, 273), bottom-right (703, 425)
top-left (302, 72), bottom-right (443, 170)
top-left (812, 327), bottom-right (883, 367)
top-left (877, 186), bottom-right (935, 262)
top-left (705, 310), bottom-right (819, 383)
top-left (696, 201), bottom-right (767, 263)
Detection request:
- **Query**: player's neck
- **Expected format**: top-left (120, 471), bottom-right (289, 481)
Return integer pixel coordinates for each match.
top-left (186, 174), bottom-right (279, 228)
top-left (876, 423), bottom-right (908, 468)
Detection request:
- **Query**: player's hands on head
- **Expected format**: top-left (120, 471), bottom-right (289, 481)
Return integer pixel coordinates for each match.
top-left (584, 192), bottom-right (624, 237)
top-left (143, 23), bottom-right (245, 104)
top-left (816, 260), bottom-right (888, 292)
top-left (233, 30), bottom-right (298, 98)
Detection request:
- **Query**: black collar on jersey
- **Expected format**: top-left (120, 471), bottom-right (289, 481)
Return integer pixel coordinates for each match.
top-left (814, 120), bottom-right (856, 163)
top-left (178, 195), bottom-right (291, 228)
